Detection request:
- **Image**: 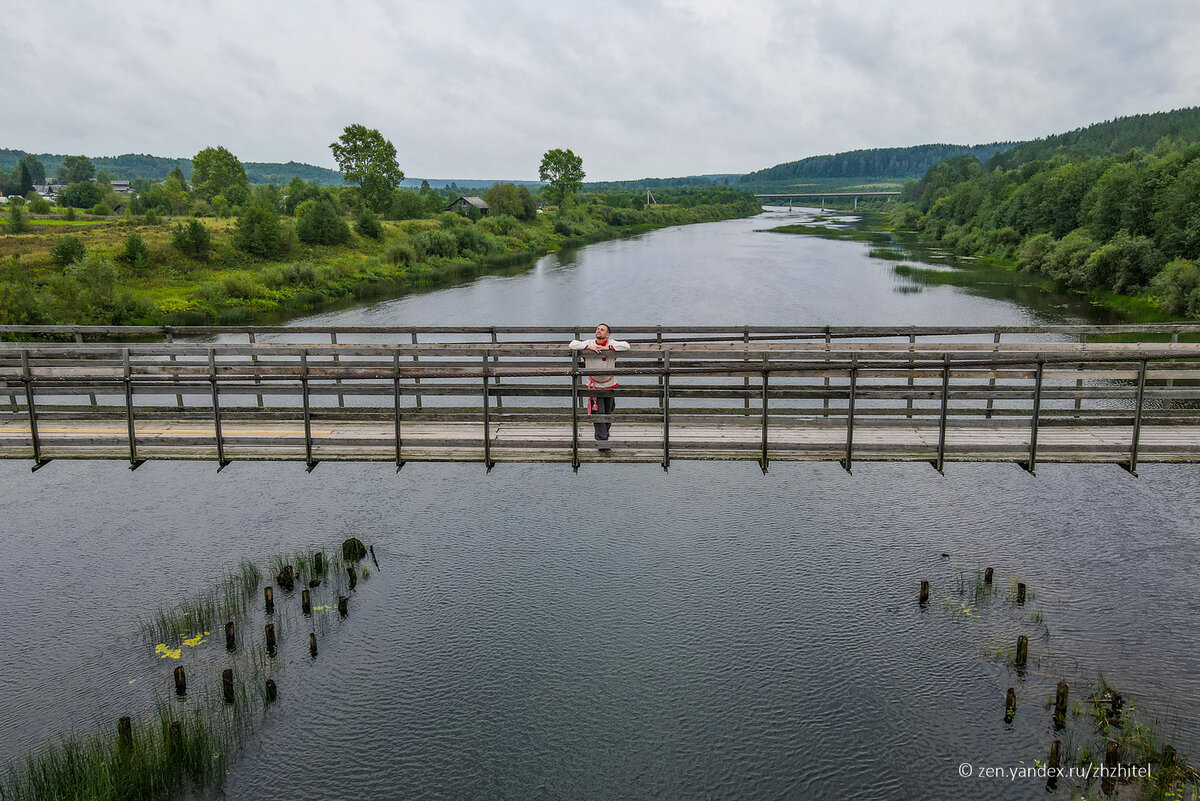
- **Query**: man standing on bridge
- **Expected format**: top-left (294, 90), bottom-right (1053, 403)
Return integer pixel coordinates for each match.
top-left (570, 323), bottom-right (630, 451)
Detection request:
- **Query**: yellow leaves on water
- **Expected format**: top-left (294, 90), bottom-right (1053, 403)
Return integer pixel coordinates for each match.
top-left (312, 604), bottom-right (332, 612)
top-left (183, 632), bottom-right (210, 647)
top-left (155, 644), bottom-right (182, 660)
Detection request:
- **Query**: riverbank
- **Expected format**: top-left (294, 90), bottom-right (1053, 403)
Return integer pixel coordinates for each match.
top-left (0, 196), bottom-right (761, 327)
top-left (764, 210), bottom-right (1181, 324)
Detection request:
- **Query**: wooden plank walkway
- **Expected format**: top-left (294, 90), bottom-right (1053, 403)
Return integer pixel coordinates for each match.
top-left (1, 324), bottom-right (1198, 473)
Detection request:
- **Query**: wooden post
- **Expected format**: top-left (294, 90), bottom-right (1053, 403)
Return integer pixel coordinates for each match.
top-left (743, 327), bottom-right (750, 412)
top-left (224, 621), bottom-right (235, 651)
top-left (1015, 635), bottom-right (1028, 667)
top-left (1023, 358), bottom-right (1044, 475)
top-left (570, 355), bottom-right (580, 471)
top-left (984, 567), bottom-right (993, 584)
top-left (314, 551), bottom-right (324, 574)
top-left (347, 566), bottom-right (357, 589)
top-left (823, 328), bottom-right (831, 416)
top-left (75, 332), bottom-right (97, 406)
top-left (985, 332), bottom-right (1000, 419)
top-left (906, 333), bottom-right (915, 418)
top-left (392, 351), bottom-right (403, 471)
top-left (1124, 358), bottom-right (1147, 476)
top-left (410, 331), bottom-right (422, 410)
top-left (122, 348), bottom-right (143, 470)
top-left (331, 331), bottom-right (345, 408)
top-left (760, 355), bottom-right (769, 473)
top-left (264, 623), bottom-right (276, 653)
top-left (1016, 582), bottom-right (1026, 605)
top-left (209, 349), bottom-right (228, 470)
top-left (222, 669), bottom-right (235, 704)
top-left (481, 353), bottom-right (492, 471)
top-left (308, 633), bottom-right (318, 658)
top-left (661, 350), bottom-right (670, 470)
top-left (21, 351), bottom-right (48, 471)
top-left (1074, 333), bottom-right (1087, 414)
top-left (933, 354), bottom-right (950, 474)
top-left (264, 586), bottom-right (274, 614)
top-left (1004, 687), bottom-right (1016, 723)
top-left (300, 350), bottom-right (316, 472)
top-left (842, 355), bottom-right (857, 474)
top-left (301, 589), bottom-right (311, 615)
top-left (1047, 740), bottom-right (1061, 791)
top-left (491, 327), bottom-right (502, 409)
top-left (265, 679), bottom-right (277, 702)
top-left (656, 327), bottom-right (664, 413)
top-left (918, 580), bottom-right (930, 604)
top-left (117, 716), bottom-right (133, 749)
top-left (1053, 682), bottom-right (1069, 729)
top-left (338, 595), bottom-right (348, 617)
top-left (166, 330), bottom-right (182, 408)
top-left (173, 665), bottom-right (186, 696)
top-left (249, 332), bottom-right (263, 408)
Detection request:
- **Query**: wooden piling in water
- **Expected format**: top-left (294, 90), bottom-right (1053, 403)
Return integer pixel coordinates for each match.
top-left (1015, 635), bottom-right (1029, 667)
top-left (1054, 682), bottom-right (1069, 729)
top-left (338, 595), bottom-right (348, 617)
top-left (222, 669), bottom-right (234, 704)
top-left (984, 567), bottom-right (993, 584)
top-left (117, 716), bottom-right (132, 749)
top-left (918, 580), bottom-right (929, 604)
top-left (264, 586), bottom-right (274, 614)
top-left (173, 665), bottom-right (186, 696)
top-left (314, 551), bottom-right (324, 575)
top-left (1047, 740), bottom-right (1061, 791)
top-left (308, 633), bottom-right (318, 657)
top-left (1016, 582), bottom-right (1026, 605)
top-left (1004, 687), bottom-right (1016, 723)
top-left (265, 623), bottom-right (276, 653)
top-left (347, 566), bottom-right (357, 590)
top-left (225, 621), bottom-right (235, 651)
top-left (266, 679), bottom-right (277, 702)
top-left (301, 589), bottom-right (311, 615)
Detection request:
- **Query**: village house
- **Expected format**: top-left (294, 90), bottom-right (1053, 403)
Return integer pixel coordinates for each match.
top-left (446, 196), bottom-right (489, 216)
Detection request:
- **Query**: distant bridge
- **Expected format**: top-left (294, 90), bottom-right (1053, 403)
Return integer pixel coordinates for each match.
top-left (754, 191), bottom-right (901, 210)
top-left (1, 324), bottom-right (1198, 475)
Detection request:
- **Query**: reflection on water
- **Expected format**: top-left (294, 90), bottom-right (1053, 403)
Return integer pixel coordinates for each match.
top-left (1, 207), bottom-right (1197, 800)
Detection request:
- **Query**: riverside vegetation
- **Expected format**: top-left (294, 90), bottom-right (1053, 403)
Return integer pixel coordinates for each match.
top-left (0, 130), bottom-right (760, 327)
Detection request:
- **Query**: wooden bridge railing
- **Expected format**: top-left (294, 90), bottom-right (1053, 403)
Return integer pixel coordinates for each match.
top-left (1, 330), bottom-right (1198, 472)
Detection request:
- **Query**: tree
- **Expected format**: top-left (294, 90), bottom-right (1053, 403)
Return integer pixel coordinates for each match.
top-left (538, 148), bottom-right (585, 205)
top-left (192, 146), bottom-right (249, 201)
top-left (57, 181), bottom-right (107, 209)
top-left (354, 208), bottom-right (383, 240)
top-left (484, 183), bottom-right (537, 221)
top-left (57, 156), bottom-right (96, 184)
top-left (233, 206), bottom-right (289, 258)
top-left (329, 124), bottom-right (403, 213)
top-left (120, 232), bottom-right (149, 271)
top-left (295, 198), bottom-right (350, 245)
top-left (388, 189), bottom-right (425, 220)
top-left (49, 235), bottom-right (87, 267)
top-left (8, 204), bottom-right (29, 233)
top-left (13, 162), bottom-right (34, 196)
top-left (19, 155), bottom-right (45, 187)
top-left (167, 165), bottom-right (188, 189)
top-left (172, 219), bottom-right (212, 259)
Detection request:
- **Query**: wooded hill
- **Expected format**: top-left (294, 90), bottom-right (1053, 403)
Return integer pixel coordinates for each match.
top-left (738, 142), bottom-right (1018, 187)
top-left (0, 150), bottom-right (345, 186)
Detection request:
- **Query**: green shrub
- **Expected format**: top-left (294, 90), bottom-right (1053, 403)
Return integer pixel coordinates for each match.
top-left (453, 225), bottom-right (497, 256)
top-left (120, 232), bottom-right (149, 271)
top-left (295, 199), bottom-right (350, 245)
top-left (221, 274), bottom-right (266, 299)
top-left (172, 219), bottom-right (213, 260)
top-left (384, 240), bottom-right (416, 267)
top-left (49, 235), bottom-right (87, 267)
top-left (355, 209), bottom-right (383, 240)
top-left (388, 190), bottom-right (426, 220)
top-left (1150, 258), bottom-right (1200, 316)
top-left (142, 207), bottom-right (160, 225)
top-left (479, 214), bottom-right (521, 237)
top-left (1045, 229), bottom-right (1098, 286)
top-left (262, 261), bottom-right (319, 288)
top-left (63, 206), bottom-right (77, 221)
top-left (233, 206), bottom-right (290, 258)
top-left (1082, 231), bottom-right (1164, 294)
top-left (413, 229), bottom-right (457, 258)
top-left (7, 204), bottom-right (29, 233)
top-left (91, 202), bottom-right (113, 216)
top-left (27, 196), bottom-right (51, 214)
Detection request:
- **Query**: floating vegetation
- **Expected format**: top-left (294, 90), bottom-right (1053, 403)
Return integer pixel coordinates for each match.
top-left (867, 247), bottom-right (907, 261)
top-left (3, 540), bottom-right (380, 801)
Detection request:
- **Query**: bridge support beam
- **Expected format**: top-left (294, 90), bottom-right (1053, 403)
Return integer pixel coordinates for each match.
top-left (841, 356), bottom-right (857, 474)
top-left (482, 354), bottom-right (493, 472)
top-left (300, 351), bottom-right (317, 472)
top-left (932, 355), bottom-right (950, 474)
top-left (122, 349), bottom-right (144, 471)
top-left (209, 349), bottom-right (230, 471)
top-left (1021, 358), bottom-right (1045, 475)
top-left (393, 351), bottom-right (404, 471)
top-left (1122, 359), bottom-right (1148, 476)
top-left (759, 357), bottom-right (769, 474)
top-left (21, 351), bottom-right (49, 471)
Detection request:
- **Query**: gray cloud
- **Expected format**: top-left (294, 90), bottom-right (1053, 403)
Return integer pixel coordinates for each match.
top-left (1, 0), bottom-right (1198, 180)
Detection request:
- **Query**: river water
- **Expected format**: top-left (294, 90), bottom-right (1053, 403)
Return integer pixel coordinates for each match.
top-left (1, 208), bottom-right (1197, 800)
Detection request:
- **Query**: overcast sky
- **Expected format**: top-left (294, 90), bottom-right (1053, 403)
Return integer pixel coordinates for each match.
top-left (3, 1), bottom-right (1198, 181)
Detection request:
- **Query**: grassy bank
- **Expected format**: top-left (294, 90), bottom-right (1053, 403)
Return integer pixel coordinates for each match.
top-left (0, 195), bottom-right (760, 327)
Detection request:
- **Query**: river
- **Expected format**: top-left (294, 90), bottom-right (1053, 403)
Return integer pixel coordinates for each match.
top-left (1, 207), bottom-right (1197, 800)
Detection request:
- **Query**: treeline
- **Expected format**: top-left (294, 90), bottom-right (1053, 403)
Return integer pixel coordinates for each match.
top-left (893, 141), bottom-right (1200, 315)
top-left (739, 142), bottom-right (1018, 184)
top-left (988, 107), bottom-right (1200, 171)
top-left (583, 174), bottom-right (740, 191)
top-left (0, 149), bottom-right (345, 186)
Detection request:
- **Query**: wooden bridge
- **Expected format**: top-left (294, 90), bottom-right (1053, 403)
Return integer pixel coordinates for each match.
top-left (1, 324), bottom-right (1199, 474)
